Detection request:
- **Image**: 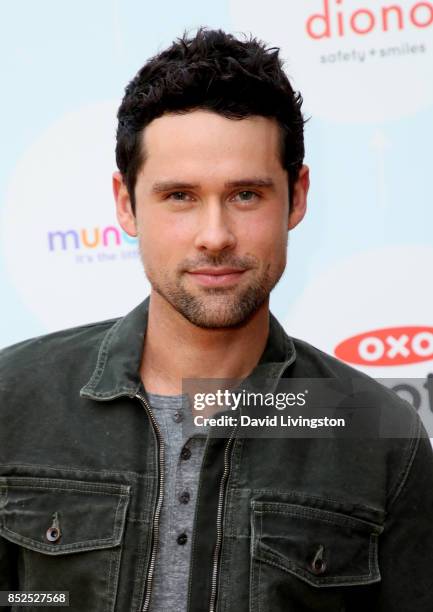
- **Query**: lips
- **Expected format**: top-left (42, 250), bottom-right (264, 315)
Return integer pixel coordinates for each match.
top-left (188, 267), bottom-right (246, 275)
top-left (186, 267), bottom-right (247, 287)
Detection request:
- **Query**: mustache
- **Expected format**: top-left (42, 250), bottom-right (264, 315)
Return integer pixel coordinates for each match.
top-left (180, 254), bottom-right (258, 272)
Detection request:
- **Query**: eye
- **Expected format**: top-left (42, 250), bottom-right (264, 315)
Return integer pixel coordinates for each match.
top-left (232, 190), bottom-right (259, 203)
top-left (167, 191), bottom-right (193, 201)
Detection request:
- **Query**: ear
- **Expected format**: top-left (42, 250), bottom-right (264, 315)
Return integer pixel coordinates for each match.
top-left (113, 171), bottom-right (137, 237)
top-left (288, 165), bottom-right (310, 231)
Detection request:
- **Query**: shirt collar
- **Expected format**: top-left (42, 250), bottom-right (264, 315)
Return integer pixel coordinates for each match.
top-left (80, 296), bottom-right (296, 402)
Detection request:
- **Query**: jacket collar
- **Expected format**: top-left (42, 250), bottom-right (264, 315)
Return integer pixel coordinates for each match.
top-left (80, 296), bottom-right (296, 401)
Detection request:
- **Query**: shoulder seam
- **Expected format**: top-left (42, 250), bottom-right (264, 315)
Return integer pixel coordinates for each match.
top-left (0, 317), bottom-right (120, 356)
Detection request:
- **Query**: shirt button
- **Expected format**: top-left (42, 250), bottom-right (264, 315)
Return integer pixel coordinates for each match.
top-left (172, 411), bottom-right (183, 423)
top-left (179, 491), bottom-right (190, 504)
top-left (177, 532), bottom-right (188, 545)
top-left (180, 446), bottom-right (191, 460)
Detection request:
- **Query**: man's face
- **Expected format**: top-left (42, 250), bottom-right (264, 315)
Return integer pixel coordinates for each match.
top-left (115, 110), bottom-right (309, 328)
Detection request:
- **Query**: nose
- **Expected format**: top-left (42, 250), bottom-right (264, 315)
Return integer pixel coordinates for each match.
top-left (194, 202), bottom-right (236, 253)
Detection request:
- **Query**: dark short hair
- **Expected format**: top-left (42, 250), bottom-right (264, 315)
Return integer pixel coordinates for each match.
top-left (116, 27), bottom-right (306, 213)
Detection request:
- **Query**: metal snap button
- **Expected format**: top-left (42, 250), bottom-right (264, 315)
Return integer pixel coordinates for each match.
top-left (46, 526), bottom-right (61, 542)
top-left (310, 544), bottom-right (326, 575)
top-left (173, 411), bottom-right (183, 423)
top-left (311, 557), bottom-right (326, 574)
top-left (46, 511), bottom-right (61, 543)
top-left (177, 532), bottom-right (188, 545)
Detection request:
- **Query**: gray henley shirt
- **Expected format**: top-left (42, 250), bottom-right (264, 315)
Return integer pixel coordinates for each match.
top-left (146, 391), bottom-right (210, 612)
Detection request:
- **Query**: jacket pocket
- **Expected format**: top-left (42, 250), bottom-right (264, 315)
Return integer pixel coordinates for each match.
top-left (0, 476), bottom-right (130, 612)
top-left (250, 500), bottom-right (383, 612)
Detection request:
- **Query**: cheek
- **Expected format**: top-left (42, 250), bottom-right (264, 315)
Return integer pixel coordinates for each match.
top-left (240, 215), bottom-right (288, 259)
top-left (140, 207), bottom-right (196, 239)
top-left (137, 210), bottom-right (193, 266)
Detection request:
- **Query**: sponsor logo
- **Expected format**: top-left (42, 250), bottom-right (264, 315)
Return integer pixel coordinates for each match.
top-left (335, 326), bottom-right (433, 365)
top-left (231, 0), bottom-right (433, 122)
top-left (306, 0), bottom-right (433, 39)
top-left (47, 225), bottom-right (137, 251)
top-left (0, 101), bottom-right (150, 333)
top-left (388, 374), bottom-right (433, 414)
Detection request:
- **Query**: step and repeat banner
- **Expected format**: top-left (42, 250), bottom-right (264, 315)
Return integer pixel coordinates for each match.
top-left (1, 1), bottom-right (432, 426)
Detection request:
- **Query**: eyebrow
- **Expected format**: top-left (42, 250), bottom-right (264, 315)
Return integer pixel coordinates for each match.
top-left (151, 177), bottom-right (276, 193)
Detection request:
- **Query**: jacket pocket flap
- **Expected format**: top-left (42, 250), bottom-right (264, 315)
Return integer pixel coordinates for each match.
top-left (251, 500), bottom-right (383, 587)
top-left (0, 476), bottom-right (130, 555)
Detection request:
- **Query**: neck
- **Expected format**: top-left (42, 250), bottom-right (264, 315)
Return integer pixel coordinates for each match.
top-left (140, 291), bottom-right (270, 395)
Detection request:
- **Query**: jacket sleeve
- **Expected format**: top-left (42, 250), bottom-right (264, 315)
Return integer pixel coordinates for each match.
top-left (374, 422), bottom-right (433, 611)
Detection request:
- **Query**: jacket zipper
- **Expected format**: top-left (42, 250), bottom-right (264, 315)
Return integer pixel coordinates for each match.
top-left (208, 424), bottom-right (238, 612)
top-left (135, 392), bottom-right (165, 612)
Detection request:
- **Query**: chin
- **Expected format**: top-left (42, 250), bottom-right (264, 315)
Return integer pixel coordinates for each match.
top-left (150, 275), bottom-right (272, 329)
top-left (180, 295), bottom-right (267, 329)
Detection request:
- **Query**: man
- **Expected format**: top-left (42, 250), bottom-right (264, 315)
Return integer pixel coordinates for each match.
top-left (0, 27), bottom-right (432, 612)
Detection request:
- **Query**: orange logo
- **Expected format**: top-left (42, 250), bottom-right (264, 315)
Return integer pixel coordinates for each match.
top-left (335, 327), bottom-right (433, 366)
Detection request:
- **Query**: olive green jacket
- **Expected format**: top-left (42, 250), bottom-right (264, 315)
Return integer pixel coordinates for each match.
top-left (0, 297), bottom-right (432, 611)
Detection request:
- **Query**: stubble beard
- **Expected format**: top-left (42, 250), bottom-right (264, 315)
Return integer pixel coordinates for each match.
top-left (146, 257), bottom-right (284, 329)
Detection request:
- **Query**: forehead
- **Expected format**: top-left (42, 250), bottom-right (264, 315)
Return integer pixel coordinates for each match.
top-left (139, 110), bottom-right (284, 179)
